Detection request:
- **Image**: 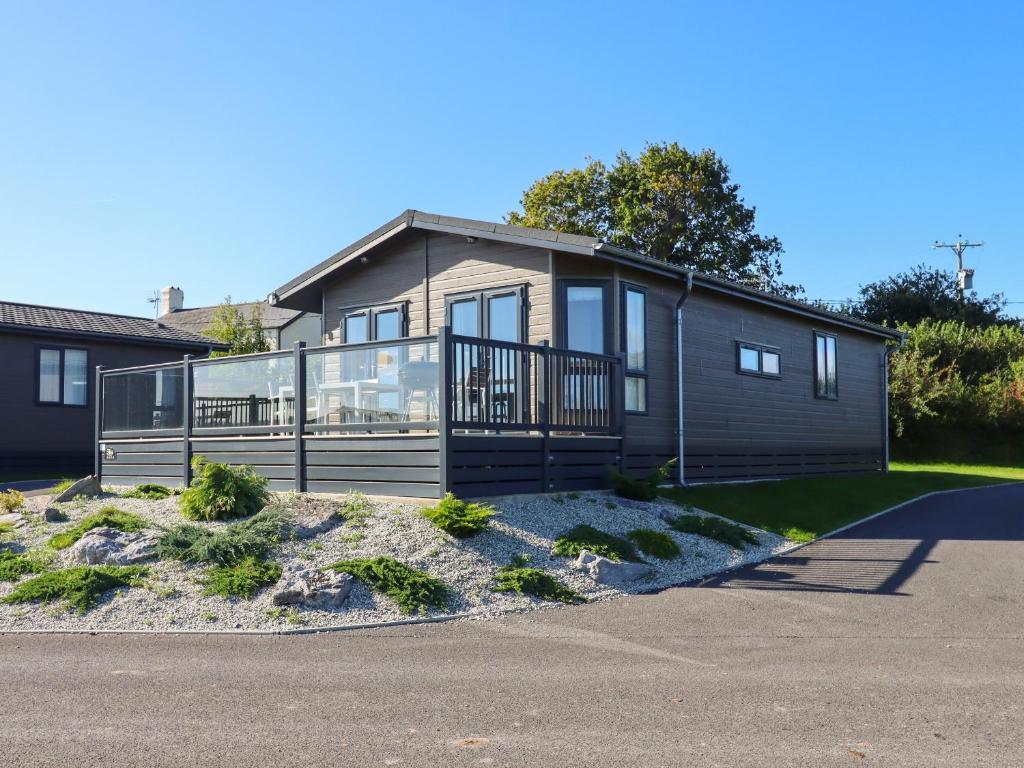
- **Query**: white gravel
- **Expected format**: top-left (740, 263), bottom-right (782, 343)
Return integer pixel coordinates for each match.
top-left (0, 488), bottom-right (793, 633)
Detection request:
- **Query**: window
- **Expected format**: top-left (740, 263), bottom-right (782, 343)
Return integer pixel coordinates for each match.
top-left (736, 341), bottom-right (781, 379)
top-left (37, 347), bottom-right (88, 406)
top-left (445, 286), bottom-right (525, 341)
top-left (815, 332), bottom-right (838, 399)
top-left (621, 284), bottom-right (647, 413)
top-left (339, 302), bottom-right (407, 343)
top-left (559, 280), bottom-right (611, 353)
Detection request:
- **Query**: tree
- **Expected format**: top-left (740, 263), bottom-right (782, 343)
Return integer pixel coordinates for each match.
top-left (204, 298), bottom-right (271, 357)
top-left (507, 142), bottom-right (800, 296)
top-left (853, 264), bottom-right (1007, 328)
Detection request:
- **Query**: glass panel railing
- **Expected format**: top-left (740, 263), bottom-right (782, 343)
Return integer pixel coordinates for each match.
top-left (102, 365), bottom-right (184, 432)
top-left (305, 340), bottom-right (439, 427)
top-left (192, 353), bottom-right (295, 429)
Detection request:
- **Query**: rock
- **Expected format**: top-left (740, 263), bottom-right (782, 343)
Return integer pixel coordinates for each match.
top-left (43, 507), bottom-right (68, 523)
top-left (0, 512), bottom-right (26, 529)
top-left (574, 550), bottom-right (654, 587)
top-left (70, 526), bottom-right (159, 566)
top-left (272, 565), bottom-right (353, 609)
top-left (51, 475), bottom-right (102, 503)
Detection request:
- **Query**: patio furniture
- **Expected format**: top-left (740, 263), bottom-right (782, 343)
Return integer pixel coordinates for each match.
top-left (399, 360), bottom-right (438, 421)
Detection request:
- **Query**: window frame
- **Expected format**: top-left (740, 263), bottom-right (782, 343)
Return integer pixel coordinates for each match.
top-left (35, 345), bottom-right (90, 408)
top-left (813, 331), bottom-right (839, 400)
top-left (337, 301), bottom-right (408, 343)
top-left (735, 340), bottom-right (782, 380)
top-left (619, 282), bottom-right (649, 415)
top-left (444, 284), bottom-right (527, 342)
top-left (557, 279), bottom-right (613, 353)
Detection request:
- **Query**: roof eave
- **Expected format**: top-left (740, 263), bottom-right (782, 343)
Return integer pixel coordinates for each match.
top-left (0, 322), bottom-right (229, 351)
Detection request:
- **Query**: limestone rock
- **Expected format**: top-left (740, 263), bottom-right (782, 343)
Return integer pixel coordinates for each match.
top-left (51, 475), bottom-right (102, 504)
top-left (43, 507), bottom-right (68, 523)
top-left (272, 565), bottom-right (352, 609)
top-left (574, 549), bottom-right (654, 586)
top-left (70, 526), bottom-right (159, 566)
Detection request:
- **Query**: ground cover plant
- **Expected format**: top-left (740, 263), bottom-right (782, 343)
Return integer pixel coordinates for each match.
top-left (663, 463), bottom-right (1024, 542)
top-left (179, 456), bottom-right (269, 521)
top-left (3, 565), bottom-right (148, 613)
top-left (329, 556), bottom-right (448, 614)
top-left (50, 478), bottom-right (77, 495)
top-left (156, 508), bottom-right (285, 565)
top-left (627, 528), bottom-right (681, 560)
top-left (492, 555), bottom-right (584, 604)
top-left (47, 507), bottom-right (148, 550)
top-left (666, 514), bottom-right (758, 549)
top-left (201, 557), bottom-right (282, 599)
top-left (0, 521), bottom-right (16, 541)
top-left (552, 524), bottom-right (639, 562)
top-left (0, 489), bottom-right (25, 513)
top-left (121, 483), bottom-right (175, 500)
top-left (420, 493), bottom-right (495, 538)
top-left (0, 550), bottom-right (46, 581)
top-left (610, 458), bottom-right (678, 501)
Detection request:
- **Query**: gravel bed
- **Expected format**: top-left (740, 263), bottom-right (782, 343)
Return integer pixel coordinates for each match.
top-left (0, 488), bottom-right (793, 632)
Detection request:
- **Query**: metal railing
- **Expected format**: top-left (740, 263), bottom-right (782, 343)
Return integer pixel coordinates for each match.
top-left (97, 329), bottom-right (623, 441)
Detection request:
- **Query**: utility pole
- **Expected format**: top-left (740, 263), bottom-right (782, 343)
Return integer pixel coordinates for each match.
top-left (933, 235), bottom-right (983, 304)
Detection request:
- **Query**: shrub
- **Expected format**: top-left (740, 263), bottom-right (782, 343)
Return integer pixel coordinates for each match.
top-left (0, 521), bottom-right (16, 541)
top-left (122, 483), bottom-right (174, 500)
top-left (0, 550), bottom-right (46, 581)
top-left (552, 524), bottom-right (639, 562)
top-left (627, 528), bottom-right (681, 560)
top-left (0, 489), bottom-right (25, 513)
top-left (420, 493), bottom-right (495, 538)
top-left (493, 556), bottom-right (584, 604)
top-left (667, 514), bottom-right (758, 549)
top-left (47, 507), bottom-right (148, 550)
top-left (201, 557), bottom-right (282, 599)
top-left (51, 478), bottom-right (76, 496)
top-left (179, 456), bottom-right (269, 521)
top-left (610, 458), bottom-right (678, 501)
top-left (329, 557), bottom-right (448, 614)
top-left (156, 509), bottom-right (285, 565)
top-left (3, 565), bottom-right (148, 613)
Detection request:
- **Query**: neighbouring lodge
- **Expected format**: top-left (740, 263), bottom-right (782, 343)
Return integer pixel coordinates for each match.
top-left (96, 211), bottom-right (902, 498)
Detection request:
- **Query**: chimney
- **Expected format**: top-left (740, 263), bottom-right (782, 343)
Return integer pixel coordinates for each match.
top-left (159, 286), bottom-right (184, 316)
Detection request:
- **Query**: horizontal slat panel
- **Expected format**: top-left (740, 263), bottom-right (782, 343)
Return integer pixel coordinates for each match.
top-left (191, 439), bottom-right (294, 452)
top-left (447, 451), bottom-right (541, 468)
top-left (99, 440), bottom-right (184, 453)
top-left (451, 479), bottom-right (543, 497)
top-left (450, 465), bottom-right (541, 483)
top-left (448, 435), bottom-right (541, 451)
top-left (547, 437), bottom-right (622, 451)
top-left (100, 463), bottom-right (184, 477)
top-left (305, 466), bottom-right (439, 483)
top-left (305, 451), bottom-right (439, 468)
top-left (547, 464), bottom-right (611, 481)
top-left (247, 465), bottom-right (296, 480)
top-left (199, 452), bottom-right (295, 466)
top-left (104, 452), bottom-right (183, 465)
top-left (303, 437), bottom-right (439, 452)
top-left (305, 480), bottom-right (440, 498)
top-left (104, 475), bottom-right (184, 488)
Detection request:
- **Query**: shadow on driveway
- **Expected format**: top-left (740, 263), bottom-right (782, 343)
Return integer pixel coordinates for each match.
top-left (696, 482), bottom-right (1024, 596)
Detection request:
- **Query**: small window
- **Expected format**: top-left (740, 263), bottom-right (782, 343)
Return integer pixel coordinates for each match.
top-left (445, 285), bottom-right (526, 342)
top-left (37, 347), bottom-right (89, 407)
top-left (815, 332), bottom-right (838, 399)
top-left (339, 302), bottom-right (407, 343)
top-left (621, 284), bottom-right (648, 413)
top-left (736, 341), bottom-right (781, 379)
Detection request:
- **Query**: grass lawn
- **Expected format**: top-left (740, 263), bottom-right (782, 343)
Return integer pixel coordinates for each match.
top-left (662, 463), bottom-right (1024, 543)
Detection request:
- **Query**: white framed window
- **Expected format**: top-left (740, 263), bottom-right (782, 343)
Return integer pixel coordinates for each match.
top-left (37, 346), bottom-right (89, 407)
top-left (736, 341), bottom-right (781, 379)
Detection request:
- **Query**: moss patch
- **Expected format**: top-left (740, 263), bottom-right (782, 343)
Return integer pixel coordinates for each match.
top-left (329, 557), bottom-right (448, 614)
top-left (3, 565), bottom-right (148, 613)
top-left (627, 528), bottom-right (681, 560)
top-left (47, 508), bottom-right (148, 550)
top-left (552, 524), bottom-right (639, 562)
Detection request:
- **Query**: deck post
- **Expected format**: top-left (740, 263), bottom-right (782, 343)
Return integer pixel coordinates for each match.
top-left (538, 340), bottom-right (550, 492)
top-left (437, 326), bottom-right (452, 497)
top-left (614, 352), bottom-right (627, 474)
top-left (294, 341), bottom-right (306, 492)
top-left (182, 355), bottom-right (192, 488)
top-left (94, 365), bottom-right (104, 481)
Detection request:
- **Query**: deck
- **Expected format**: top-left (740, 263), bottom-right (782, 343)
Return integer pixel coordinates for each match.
top-left (95, 329), bottom-right (625, 498)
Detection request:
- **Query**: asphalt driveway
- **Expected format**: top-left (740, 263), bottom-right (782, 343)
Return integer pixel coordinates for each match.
top-left (1, 483), bottom-right (1021, 767)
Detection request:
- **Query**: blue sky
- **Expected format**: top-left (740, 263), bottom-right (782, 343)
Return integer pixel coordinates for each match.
top-left (1, 1), bottom-right (1021, 318)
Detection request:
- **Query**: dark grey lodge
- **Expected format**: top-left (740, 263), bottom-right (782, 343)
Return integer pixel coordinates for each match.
top-left (95, 211), bottom-right (903, 498)
top-left (0, 301), bottom-right (224, 473)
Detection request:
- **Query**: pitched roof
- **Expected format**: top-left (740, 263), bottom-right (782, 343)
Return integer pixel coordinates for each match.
top-left (271, 209), bottom-right (902, 340)
top-left (0, 300), bottom-right (228, 350)
top-left (160, 301), bottom-right (304, 337)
